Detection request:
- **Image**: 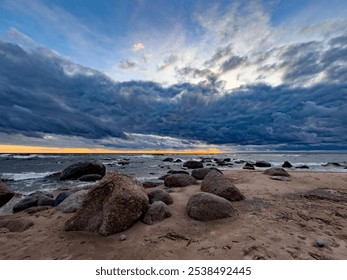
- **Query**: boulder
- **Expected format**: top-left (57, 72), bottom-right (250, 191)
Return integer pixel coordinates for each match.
top-left (255, 161), bottom-right (272, 167)
top-left (44, 172), bottom-right (62, 180)
top-left (183, 160), bottom-right (203, 169)
top-left (142, 181), bottom-right (162, 189)
top-left (13, 197), bottom-right (38, 213)
top-left (37, 196), bottom-right (55, 206)
top-left (186, 192), bottom-right (236, 221)
top-left (173, 158), bottom-right (182, 163)
top-left (296, 165), bottom-right (310, 169)
top-left (191, 168), bottom-right (222, 180)
top-left (78, 174), bottom-right (103, 182)
top-left (65, 172), bottom-right (149, 236)
top-left (148, 189), bottom-right (174, 205)
top-left (163, 157), bottom-right (174, 162)
top-left (201, 171), bottom-right (245, 201)
top-left (164, 174), bottom-right (198, 188)
top-left (282, 161), bottom-right (293, 168)
top-left (0, 218), bottom-right (33, 232)
top-left (263, 167), bottom-right (290, 177)
top-left (142, 201), bottom-right (172, 225)
top-left (0, 181), bottom-right (15, 207)
top-left (57, 190), bottom-right (89, 213)
top-left (60, 161), bottom-right (106, 180)
top-left (167, 170), bottom-right (190, 175)
top-left (243, 162), bottom-right (255, 170)
top-left (53, 191), bottom-right (70, 206)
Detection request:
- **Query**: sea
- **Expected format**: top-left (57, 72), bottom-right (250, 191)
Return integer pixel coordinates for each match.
top-left (1, 151), bottom-right (346, 197)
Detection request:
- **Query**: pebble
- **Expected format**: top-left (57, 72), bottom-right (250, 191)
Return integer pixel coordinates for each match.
top-left (119, 234), bottom-right (127, 241)
top-left (316, 239), bottom-right (325, 248)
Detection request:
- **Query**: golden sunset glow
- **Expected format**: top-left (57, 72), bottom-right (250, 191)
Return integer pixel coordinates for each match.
top-left (0, 145), bottom-right (222, 155)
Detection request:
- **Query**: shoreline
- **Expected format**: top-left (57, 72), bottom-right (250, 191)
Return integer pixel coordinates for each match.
top-left (0, 170), bottom-right (346, 260)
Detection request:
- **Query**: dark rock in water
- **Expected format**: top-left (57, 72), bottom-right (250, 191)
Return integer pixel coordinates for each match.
top-left (173, 158), bottom-right (182, 163)
top-left (65, 172), bottom-right (149, 236)
top-left (13, 197), bottom-right (38, 213)
top-left (56, 190), bottom-right (89, 213)
top-left (142, 201), bottom-right (172, 225)
top-left (37, 196), bottom-right (55, 207)
top-left (164, 174), bottom-right (198, 188)
top-left (296, 165), bottom-right (309, 169)
top-left (191, 167), bottom-right (222, 180)
top-left (234, 160), bottom-right (246, 164)
top-left (223, 158), bottom-right (231, 162)
top-left (282, 161), bottom-right (293, 168)
top-left (148, 189), bottom-right (174, 205)
top-left (163, 157), bottom-right (174, 162)
top-left (44, 172), bottom-right (62, 180)
top-left (201, 171), bottom-right (245, 202)
top-left (142, 181), bottom-right (162, 189)
top-left (243, 162), bottom-right (255, 170)
top-left (183, 160), bottom-right (203, 169)
top-left (0, 181), bottom-right (15, 208)
top-left (53, 192), bottom-right (70, 207)
top-left (60, 161), bottom-right (106, 180)
top-left (255, 161), bottom-right (272, 167)
top-left (264, 167), bottom-right (290, 177)
top-left (271, 176), bottom-right (290, 181)
top-left (78, 174), bottom-right (103, 182)
top-left (186, 192), bottom-right (236, 221)
top-left (167, 170), bottom-right (190, 175)
top-left (158, 174), bottom-right (170, 180)
top-left (215, 159), bottom-right (231, 166)
top-left (0, 218), bottom-right (33, 232)
top-left (316, 240), bottom-right (325, 248)
top-left (201, 158), bottom-right (213, 163)
top-left (118, 160), bottom-right (130, 166)
top-left (322, 162), bottom-right (344, 167)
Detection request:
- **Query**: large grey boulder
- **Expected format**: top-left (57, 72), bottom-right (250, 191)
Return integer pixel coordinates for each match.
top-left (142, 201), bottom-right (172, 225)
top-left (164, 174), bottom-right (198, 188)
top-left (191, 168), bottom-right (222, 180)
top-left (56, 190), bottom-right (89, 213)
top-left (201, 171), bottom-right (245, 201)
top-left (60, 161), bottom-right (106, 180)
top-left (65, 172), bottom-right (149, 236)
top-left (0, 181), bottom-right (15, 207)
top-left (186, 192), bottom-right (236, 221)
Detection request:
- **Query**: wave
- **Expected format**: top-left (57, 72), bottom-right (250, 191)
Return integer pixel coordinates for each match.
top-left (0, 154), bottom-right (63, 160)
top-left (1, 172), bottom-right (53, 181)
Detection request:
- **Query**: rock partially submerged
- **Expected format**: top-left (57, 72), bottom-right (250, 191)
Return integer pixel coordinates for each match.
top-left (0, 181), bottom-right (15, 207)
top-left (186, 192), bottom-right (236, 221)
top-left (201, 171), bottom-right (245, 202)
top-left (65, 172), bottom-right (149, 236)
top-left (142, 201), bottom-right (172, 225)
top-left (78, 174), bottom-right (103, 182)
top-left (60, 161), bottom-right (106, 180)
top-left (255, 161), bottom-right (272, 167)
top-left (282, 161), bottom-right (293, 168)
top-left (183, 160), bottom-right (203, 169)
top-left (164, 174), bottom-right (198, 188)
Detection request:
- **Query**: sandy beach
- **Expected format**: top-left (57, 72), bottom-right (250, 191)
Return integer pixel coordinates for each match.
top-left (0, 170), bottom-right (346, 260)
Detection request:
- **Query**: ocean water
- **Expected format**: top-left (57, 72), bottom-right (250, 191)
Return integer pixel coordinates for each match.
top-left (0, 151), bottom-right (346, 196)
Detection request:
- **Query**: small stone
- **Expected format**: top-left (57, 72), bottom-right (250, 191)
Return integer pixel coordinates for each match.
top-left (120, 234), bottom-right (127, 241)
top-left (316, 240), bottom-right (325, 248)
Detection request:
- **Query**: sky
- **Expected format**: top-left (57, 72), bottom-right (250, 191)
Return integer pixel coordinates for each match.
top-left (0, 0), bottom-right (346, 152)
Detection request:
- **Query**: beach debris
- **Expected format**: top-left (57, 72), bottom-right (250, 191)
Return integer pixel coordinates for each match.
top-left (119, 234), bottom-right (127, 241)
top-left (148, 189), bottom-right (174, 205)
top-left (56, 190), bottom-right (89, 213)
top-left (183, 160), bottom-right (203, 169)
top-left (142, 201), bottom-right (172, 225)
top-left (201, 171), bottom-right (245, 201)
top-left (0, 218), bottom-right (33, 232)
top-left (186, 192), bottom-right (237, 221)
top-left (78, 174), bottom-right (103, 182)
top-left (160, 232), bottom-right (189, 241)
top-left (243, 162), bottom-right (255, 170)
top-left (164, 174), bottom-right (198, 188)
top-left (65, 172), bottom-right (149, 236)
top-left (60, 161), bottom-right (106, 180)
top-left (316, 240), bottom-right (325, 248)
top-left (53, 191), bottom-right (70, 206)
top-left (255, 161), bottom-right (272, 167)
top-left (191, 167), bottom-right (222, 180)
top-left (264, 167), bottom-right (290, 177)
top-left (282, 161), bottom-right (293, 168)
top-left (0, 180), bottom-right (15, 208)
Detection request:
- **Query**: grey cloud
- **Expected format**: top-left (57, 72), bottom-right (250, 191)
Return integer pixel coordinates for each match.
top-left (0, 40), bottom-right (346, 149)
top-left (220, 55), bottom-right (246, 73)
top-left (118, 60), bottom-right (138, 70)
top-left (204, 45), bottom-right (232, 67)
top-left (157, 54), bottom-right (179, 71)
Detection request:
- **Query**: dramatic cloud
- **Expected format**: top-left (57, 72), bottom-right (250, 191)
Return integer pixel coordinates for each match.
top-left (1, 40), bottom-right (346, 149)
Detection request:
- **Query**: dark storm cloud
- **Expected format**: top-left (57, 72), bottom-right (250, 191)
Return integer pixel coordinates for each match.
top-left (1, 40), bottom-right (346, 148)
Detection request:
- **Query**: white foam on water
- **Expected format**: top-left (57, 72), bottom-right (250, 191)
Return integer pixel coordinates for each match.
top-left (1, 172), bottom-right (53, 181)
